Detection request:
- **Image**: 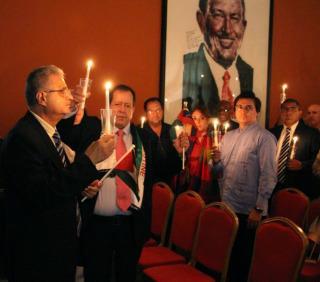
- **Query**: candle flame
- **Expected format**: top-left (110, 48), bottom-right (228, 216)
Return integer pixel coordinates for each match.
top-left (105, 81), bottom-right (112, 90)
top-left (293, 136), bottom-right (298, 144)
top-left (281, 83), bottom-right (288, 92)
top-left (87, 60), bottom-right (93, 68)
top-left (224, 122), bottom-right (230, 130)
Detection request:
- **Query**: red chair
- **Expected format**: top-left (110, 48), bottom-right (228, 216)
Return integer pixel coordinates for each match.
top-left (270, 188), bottom-right (309, 227)
top-left (144, 182), bottom-right (174, 247)
top-left (143, 202), bottom-right (239, 282)
top-left (139, 191), bottom-right (205, 269)
top-left (307, 198), bottom-right (320, 229)
top-left (248, 217), bottom-right (308, 282)
top-left (300, 202), bottom-right (320, 282)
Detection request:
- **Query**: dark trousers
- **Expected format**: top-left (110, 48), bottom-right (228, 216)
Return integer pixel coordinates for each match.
top-left (83, 215), bottom-right (142, 282)
top-left (228, 213), bottom-right (259, 282)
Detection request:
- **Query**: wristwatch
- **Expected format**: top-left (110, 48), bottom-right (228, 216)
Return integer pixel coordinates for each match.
top-left (254, 206), bottom-right (264, 213)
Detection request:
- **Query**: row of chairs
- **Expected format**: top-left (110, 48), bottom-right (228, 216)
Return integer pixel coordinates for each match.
top-left (141, 183), bottom-right (317, 281)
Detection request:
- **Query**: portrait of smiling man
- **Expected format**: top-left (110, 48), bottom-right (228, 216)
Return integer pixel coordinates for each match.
top-left (183, 0), bottom-right (253, 116)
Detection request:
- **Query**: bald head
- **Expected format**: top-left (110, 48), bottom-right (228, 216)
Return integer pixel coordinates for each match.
top-left (306, 104), bottom-right (320, 129)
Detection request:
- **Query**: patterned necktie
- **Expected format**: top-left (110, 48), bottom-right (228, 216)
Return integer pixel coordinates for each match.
top-left (115, 129), bottom-right (132, 211)
top-left (277, 127), bottom-right (291, 184)
top-left (52, 130), bottom-right (67, 167)
top-left (221, 70), bottom-right (234, 106)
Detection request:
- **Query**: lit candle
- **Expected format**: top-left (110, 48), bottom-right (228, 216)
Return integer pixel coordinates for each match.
top-left (224, 122), bottom-right (230, 135)
top-left (281, 83), bottom-right (288, 104)
top-left (290, 136), bottom-right (298, 159)
top-left (175, 125), bottom-right (185, 170)
top-left (140, 116), bottom-right (146, 128)
top-left (212, 118), bottom-right (220, 147)
top-left (104, 81), bottom-right (112, 134)
top-left (80, 60), bottom-right (93, 109)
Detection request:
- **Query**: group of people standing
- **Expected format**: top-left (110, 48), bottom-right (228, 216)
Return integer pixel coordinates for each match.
top-left (0, 64), bottom-right (319, 282)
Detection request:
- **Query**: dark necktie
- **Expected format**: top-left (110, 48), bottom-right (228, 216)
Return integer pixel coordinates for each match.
top-left (222, 71), bottom-right (234, 105)
top-left (115, 129), bottom-right (132, 211)
top-left (52, 130), bottom-right (67, 167)
top-left (277, 127), bottom-right (291, 183)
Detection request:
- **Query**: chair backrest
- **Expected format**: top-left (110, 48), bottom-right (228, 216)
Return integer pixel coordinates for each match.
top-left (270, 188), bottom-right (309, 227)
top-left (191, 202), bottom-right (238, 282)
top-left (150, 182), bottom-right (174, 244)
top-left (308, 198), bottom-right (320, 229)
top-left (248, 217), bottom-right (309, 282)
top-left (169, 191), bottom-right (205, 253)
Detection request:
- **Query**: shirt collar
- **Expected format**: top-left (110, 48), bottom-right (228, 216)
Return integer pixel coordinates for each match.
top-left (116, 122), bottom-right (131, 135)
top-left (30, 110), bottom-right (56, 138)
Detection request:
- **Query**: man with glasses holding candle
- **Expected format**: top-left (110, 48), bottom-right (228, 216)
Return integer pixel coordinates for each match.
top-left (183, 0), bottom-right (253, 116)
top-left (0, 65), bottom-right (114, 282)
top-left (141, 97), bottom-right (182, 185)
top-left (212, 91), bottom-right (277, 282)
top-left (270, 98), bottom-right (320, 200)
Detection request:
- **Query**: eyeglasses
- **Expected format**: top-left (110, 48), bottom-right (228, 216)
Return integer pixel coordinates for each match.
top-left (235, 104), bottom-right (255, 112)
top-left (43, 87), bottom-right (71, 96)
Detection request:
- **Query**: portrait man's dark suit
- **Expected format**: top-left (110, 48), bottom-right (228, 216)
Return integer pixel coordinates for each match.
top-left (183, 43), bottom-right (253, 116)
top-left (270, 120), bottom-right (320, 199)
top-left (1, 112), bottom-right (99, 281)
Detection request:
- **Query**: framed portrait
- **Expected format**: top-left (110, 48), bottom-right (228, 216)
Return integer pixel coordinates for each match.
top-left (161, 0), bottom-right (273, 127)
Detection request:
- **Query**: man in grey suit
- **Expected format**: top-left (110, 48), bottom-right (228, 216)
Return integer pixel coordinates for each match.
top-left (183, 0), bottom-right (253, 116)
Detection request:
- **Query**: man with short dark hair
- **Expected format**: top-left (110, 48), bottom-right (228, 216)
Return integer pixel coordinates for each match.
top-left (270, 99), bottom-right (320, 199)
top-left (0, 65), bottom-right (114, 282)
top-left (64, 85), bottom-right (153, 282)
top-left (213, 91), bottom-right (277, 282)
top-left (142, 97), bottom-right (181, 185)
top-left (183, 0), bottom-right (253, 116)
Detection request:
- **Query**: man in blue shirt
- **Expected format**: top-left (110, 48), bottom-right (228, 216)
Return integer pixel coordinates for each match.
top-left (213, 91), bottom-right (277, 282)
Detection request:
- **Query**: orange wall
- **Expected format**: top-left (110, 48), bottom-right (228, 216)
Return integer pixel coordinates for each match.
top-left (0, 0), bottom-right (162, 136)
top-left (269, 0), bottom-right (320, 127)
top-left (0, 0), bottom-right (319, 136)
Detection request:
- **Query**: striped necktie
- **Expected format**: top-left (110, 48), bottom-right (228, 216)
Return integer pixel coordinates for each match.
top-left (277, 127), bottom-right (291, 184)
top-left (52, 130), bottom-right (67, 167)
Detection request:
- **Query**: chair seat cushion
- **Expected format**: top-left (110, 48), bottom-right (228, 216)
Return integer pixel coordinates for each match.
top-left (301, 261), bottom-right (320, 282)
top-left (144, 264), bottom-right (215, 282)
top-left (139, 246), bottom-right (186, 269)
top-left (144, 238), bottom-right (158, 247)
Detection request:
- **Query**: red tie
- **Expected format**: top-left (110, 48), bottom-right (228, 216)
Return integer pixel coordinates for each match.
top-left (222, 71), bottom-right (234, 106)
top-left (115, 129), bottom-right (132, 211)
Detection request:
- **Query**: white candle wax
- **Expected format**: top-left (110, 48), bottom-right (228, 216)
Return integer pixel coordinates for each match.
top-left (141, 116), bottom-right (146, 128)
top-left (290, 136), bottom-right (298, 159)
top-left (104, 81), bottom-right (112, 134)
top-left (81, 60), bottom-right (93, 109)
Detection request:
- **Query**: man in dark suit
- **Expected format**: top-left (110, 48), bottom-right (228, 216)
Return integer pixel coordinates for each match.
top-left (270, 98), bottom-right (320, 200)
top-left (0, 65), bottom-right (114, 282)
top-left (183, 0), bottom-right (253, 116)
top-left (62, 85), bottom-right (152, 282)
top-left (141, 97), bottom-right (181, 185)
